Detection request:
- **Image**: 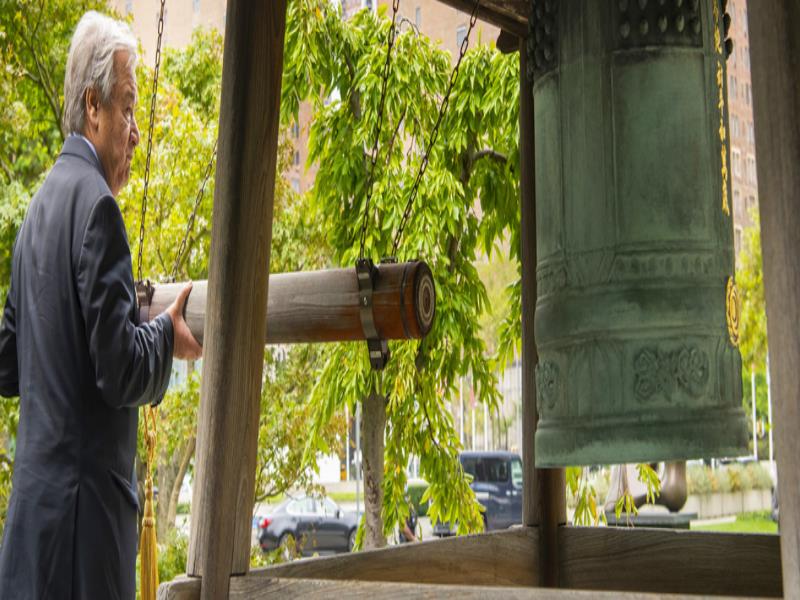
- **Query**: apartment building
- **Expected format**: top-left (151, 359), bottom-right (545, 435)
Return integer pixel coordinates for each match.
top-left (726, 0), bottom-right (758, 259)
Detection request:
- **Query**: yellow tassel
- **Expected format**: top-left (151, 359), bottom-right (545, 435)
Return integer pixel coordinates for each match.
top-left (140, 406), bottom-right (159, 600)
top-left (139, 475), bottom-right (159, 600)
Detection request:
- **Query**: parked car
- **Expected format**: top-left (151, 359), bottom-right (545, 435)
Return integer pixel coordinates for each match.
top-left (258, 495), bottom-right (358, 557)
top-left (434, 450), bottom-right (523, 536)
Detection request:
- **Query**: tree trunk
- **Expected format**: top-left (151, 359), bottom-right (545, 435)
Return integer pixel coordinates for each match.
top-left (361, 391), bottom-right (387, 550)
top-left (156, 446), bottom-right (181, 542)
top-left (155, 435), bottom-right (197, 542)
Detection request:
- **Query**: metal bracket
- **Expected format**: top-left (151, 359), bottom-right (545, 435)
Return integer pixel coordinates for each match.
top-left (356, 258), bottom-right (389, 370)
top-left (135, 279), bottom-right (155, 326)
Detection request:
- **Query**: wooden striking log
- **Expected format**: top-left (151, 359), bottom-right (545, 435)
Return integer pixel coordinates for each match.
top-left (140, 261), bottom-right (436, 346)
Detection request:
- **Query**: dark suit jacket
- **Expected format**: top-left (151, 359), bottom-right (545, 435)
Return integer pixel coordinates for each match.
top-left (0, 136), bottom-right (174, 599)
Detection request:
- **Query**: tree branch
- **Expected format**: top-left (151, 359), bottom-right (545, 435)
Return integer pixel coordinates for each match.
top-left (469, 149), bottom-right (507, 168)
top-left (0, 155), bottom-right (14, 183)
top-left (12, 20), bottom-right (64, 139)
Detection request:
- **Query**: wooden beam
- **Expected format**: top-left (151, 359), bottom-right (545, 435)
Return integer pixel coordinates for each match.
top-left (748, 3), bottom-right (800, 596)
top-left (161, 527), bottom-right (780, 598)
top-left (434, 0), bottom-right (527, 37)
top-left (249, 528), bottom-right (538, 587)
top-left (185, 2), bottom-right (287, 599)
top-left (143, 262), bottom-right (436, 346)
top-left (228, 578), bottom-right (755, 600)
top-left (159, 574), bottom-right (775, 600)
top-left (519, 37), bottom-right (565, 588)
top-left (559, 527), bottom-right (782, 597)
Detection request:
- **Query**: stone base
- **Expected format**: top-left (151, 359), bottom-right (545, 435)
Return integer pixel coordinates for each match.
top-left (604, 511), bottom-right (697, 529)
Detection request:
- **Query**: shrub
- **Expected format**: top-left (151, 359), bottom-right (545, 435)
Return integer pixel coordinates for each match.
top-left (687, 465), bottom-right (714, 495)
top-left (687, 463), bottom-right (773, 496)
top-left (749, 463), bottom-right (774, 490)
top-left (157, 531), bottom-right (189, 586)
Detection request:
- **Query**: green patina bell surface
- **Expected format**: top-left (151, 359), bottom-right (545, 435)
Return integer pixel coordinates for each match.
top-left (529, 0), bottom-right (749, 467)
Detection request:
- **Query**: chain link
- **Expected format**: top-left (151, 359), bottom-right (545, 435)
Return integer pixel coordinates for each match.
top-left (171, 139), bottom-right (217, 279)
top-left (391, 0), bottom-right (480, 257)
top-left (137, 0), bottom-right (167, 282)
top-left (358, 0), bottom-right (401, 259)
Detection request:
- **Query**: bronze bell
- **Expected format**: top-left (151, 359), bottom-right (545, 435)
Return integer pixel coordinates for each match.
top-left (529, 0), bottom-right (749, 466)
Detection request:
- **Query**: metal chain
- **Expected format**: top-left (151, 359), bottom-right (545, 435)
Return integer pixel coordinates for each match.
top-left (358, 0), bottom-right (401, 259)
top-left (170, 139), bottom-right (217, 279)
top-left (137, 0), bottom-right (167, 282)
top-left (391, 0), bottom-right (480, 257)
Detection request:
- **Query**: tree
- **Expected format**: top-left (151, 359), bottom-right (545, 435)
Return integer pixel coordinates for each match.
top-left (283, 1), bottom-right (520, 548)
top-left (736, 210), bottom-right (770, 449)
top-left (125, 28), bottom-right (343, 541)
top-left (737, 210), bottom-right (768, 373)
top-left (0, 12), bottom-right (339, 549)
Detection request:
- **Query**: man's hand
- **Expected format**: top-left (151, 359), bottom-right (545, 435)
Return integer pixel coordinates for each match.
top-left (166, 282), bottom-right (203, 361)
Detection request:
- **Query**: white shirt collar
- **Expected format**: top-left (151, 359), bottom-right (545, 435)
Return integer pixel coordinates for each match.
top-left (69, 133), bottom-right (99, 163)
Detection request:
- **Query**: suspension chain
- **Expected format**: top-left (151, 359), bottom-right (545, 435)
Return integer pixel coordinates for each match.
top-left (358, 0), bottom-right (400, 260)
top-left (137, 0), bottom-right (166, 282)
top-left (171, 139), bottom-right (217, 279)
top-left (391, 0), bottom-right (480, 257)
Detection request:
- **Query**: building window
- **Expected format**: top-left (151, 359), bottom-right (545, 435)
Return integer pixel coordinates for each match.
top-left (125, 0), bottom-right (133, 14)
top-left (292, 178), bottom-right (301, 192)
top-left (294, 150), bottom-right (301, 166)
top-left (732, 148), bottom-right (742, 179)
top-left (292, 121), bottom-right (300, 139)
top-left (193, 0), bottom-right (200, 12)
top-left (735, 226), bottom-right (743, 252)
top-left (742, 7), bottom-right (748, 38)
top-left (456, 25), bottom-right (467, 49)
top-left (729, 75), bottom-right (737, 100)
top-left (415, 6), bottom-right (421, 28)
top-left (748, 122), bottom-right (754, 143)
top-left (747, 195), bottom-right (757, 213)
top-left (747, 155), bottom-right (757, 184)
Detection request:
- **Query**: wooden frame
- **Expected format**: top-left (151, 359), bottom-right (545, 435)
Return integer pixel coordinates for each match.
top-left (166, 2), bottom-right (795, 599)
top-left (159, 527), bottom-right (781, 599)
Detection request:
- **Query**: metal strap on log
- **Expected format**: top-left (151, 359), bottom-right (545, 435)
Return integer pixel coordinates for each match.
top-left (356, 258), bottom-right (389, 369)
top-left (137, 261), bottom-right (436, 347)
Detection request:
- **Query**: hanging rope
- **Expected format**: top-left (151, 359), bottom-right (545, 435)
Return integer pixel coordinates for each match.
top-left (354, 0), bottom-right (480, 371)
top-left (170, 139), bottom-right (217, 278)
top-left (138, 0), bottom-right (166, 283)
top-left (137, 2), bottom-right (166, 598)
top-left (391, 0), bottom-right (480, 257)
top-left (358, 0), bottom-right (400, 260)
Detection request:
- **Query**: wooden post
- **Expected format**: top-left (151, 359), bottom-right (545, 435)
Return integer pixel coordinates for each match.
top-left (748, 3), bottom-right (800, 597)
top-left (519, 39), bottom-right (566, 587)
top-left (185, 2), bottom-right (287, 599)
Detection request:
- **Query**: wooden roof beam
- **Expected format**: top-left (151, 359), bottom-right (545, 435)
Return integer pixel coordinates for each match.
top-left (435, 0), bottom-right (528, 38)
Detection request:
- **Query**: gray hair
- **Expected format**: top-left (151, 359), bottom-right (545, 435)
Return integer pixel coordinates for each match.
top-left (63, 11), bottom-right (138, 135)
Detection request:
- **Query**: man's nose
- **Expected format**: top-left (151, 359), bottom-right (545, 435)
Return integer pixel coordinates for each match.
top-left (131, 114), bottom-right (140, 148)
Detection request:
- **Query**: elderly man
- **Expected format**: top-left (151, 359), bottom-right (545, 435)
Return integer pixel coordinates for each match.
top-left (0, 11), bottom-right (202, 599)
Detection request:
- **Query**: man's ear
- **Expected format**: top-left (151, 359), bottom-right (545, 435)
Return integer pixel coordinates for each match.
top-left (84, 87), bottom-right (101, 133)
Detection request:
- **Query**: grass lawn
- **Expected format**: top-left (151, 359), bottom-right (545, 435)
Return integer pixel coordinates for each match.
top-left (328, 491), bottom-right (357, 503)
top-left (691, 511), bottom-right (778, 534)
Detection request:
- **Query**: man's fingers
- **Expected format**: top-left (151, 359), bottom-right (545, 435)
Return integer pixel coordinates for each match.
top-left (176, 282), bottom-right (193, 309)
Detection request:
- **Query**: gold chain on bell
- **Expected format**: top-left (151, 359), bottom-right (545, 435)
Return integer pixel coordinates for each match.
top-left (726, 277), bottom-right (740, 347)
